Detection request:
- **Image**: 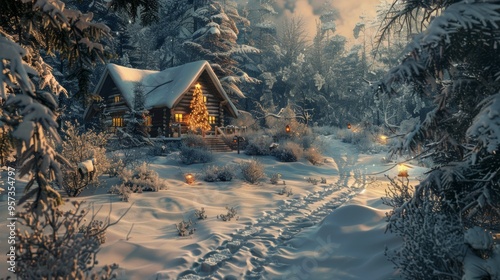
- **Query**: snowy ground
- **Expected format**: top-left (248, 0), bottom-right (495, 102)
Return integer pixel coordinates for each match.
top-left (0, 135), bottom-right (428, 279)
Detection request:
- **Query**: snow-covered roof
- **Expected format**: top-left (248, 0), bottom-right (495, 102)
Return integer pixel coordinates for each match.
top-left (95, 60), bottom-right (239, 117)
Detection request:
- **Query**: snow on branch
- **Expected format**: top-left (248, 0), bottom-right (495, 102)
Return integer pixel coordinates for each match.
top-left (467, 93), bottom-right (500, 154)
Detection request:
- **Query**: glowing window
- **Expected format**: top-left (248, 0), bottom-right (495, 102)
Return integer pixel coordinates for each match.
top-left (112, 116), bottom-right (124, 127)
top-left (114, 96), bottom-right (121, 103)
top-left (175, 113), bottom-right (183, 122)
top-left (208, 116), bottom-right (216, 124)
top-left (204, 96), bottom-right (207, 103)
top-left (145, 115), bottom-right (152, 126)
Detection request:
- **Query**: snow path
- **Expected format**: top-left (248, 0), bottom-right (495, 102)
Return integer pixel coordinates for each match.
top-left (172, 183), bottom-right (365, 280)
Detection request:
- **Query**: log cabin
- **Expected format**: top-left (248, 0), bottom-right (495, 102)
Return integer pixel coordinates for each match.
top-left (84, 60), bottom-right (239, 137)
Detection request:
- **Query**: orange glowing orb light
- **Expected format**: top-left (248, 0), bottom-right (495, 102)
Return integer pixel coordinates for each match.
top-left (285, 124), bottom-right (291, 133)
top-left (397, 164), bottom-right (410, 177)
top-left (379, 135), bottom-right (388, 144)
top-left (347, 123), bottom-right (352, 129)
top-left (185, 173), bottom-right (195, 184)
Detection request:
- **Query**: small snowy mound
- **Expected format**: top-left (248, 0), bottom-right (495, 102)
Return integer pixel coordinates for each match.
top-left (319, 204), bottom-right (383, 227)
top-left (267, 204), bottom-right (400, 280)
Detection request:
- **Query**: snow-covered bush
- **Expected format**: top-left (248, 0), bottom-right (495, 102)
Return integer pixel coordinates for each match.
top-left (383, 176), bottom-right (463, 279)
top-left (183, 134), bottom-right (208, 148)
top-left (59, 122), bottom-right (110, 197)
top-left (264, 105), bottom-right (309, 142)
top-left (179, 134), bottom-right (213, 164)
top-left (245, 134), bottom-right (273, 156)
top-left (201, 164), bottom-right (236, 182)
top-left (278, 186), bottom-right (293, 197)
top-left (180, 145), bottom-right (213, 165)
top-left (15, 201), bottom-right (120, 279)
top-left (217, 165), bottom-right (235, 182)
top-left (108, 184), bottom-right (133, 202)
top-left (269, 173), bottom-right (282, 185)
top-left (107, 152), bottom-right (126, 177)
top-left (194, 207), bottom-right (208, 220)
top-left (176, 219), bottom-right (195, 236)
top-left (202, 165), bottom-right (219, 182)
top-left (217, 206), bottom-right (238, 221)
top-left (272, 141), bottom-right (303, 162)
top-left (304, 147), bottom-right (323, 165)
top-left (240, 159), bottom-right (265, 184)
top-left (119, 162), bottom-right (167, 192)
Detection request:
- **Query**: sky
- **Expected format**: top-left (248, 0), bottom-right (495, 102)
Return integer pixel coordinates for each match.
top-left (263, 0), bottom-right (381, 41)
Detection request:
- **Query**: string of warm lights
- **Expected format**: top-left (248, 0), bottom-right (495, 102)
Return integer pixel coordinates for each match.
top-left (188, 83), bottom-right (211, 133)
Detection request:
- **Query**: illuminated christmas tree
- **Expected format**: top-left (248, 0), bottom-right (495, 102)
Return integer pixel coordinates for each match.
top-left (188, 83), bottom-right (211, 134)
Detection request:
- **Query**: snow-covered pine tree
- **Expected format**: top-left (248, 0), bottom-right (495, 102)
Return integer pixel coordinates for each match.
top-left (181, 0), bottom-right (260, 99)
top-left (378, 0), bottom-right (500, 278)
top-left (123, 82), bottom-right (150, 146)
top-left (0, 0), bottom-right (111, 211)
top-left (188, 83), bottom-right (211, 135)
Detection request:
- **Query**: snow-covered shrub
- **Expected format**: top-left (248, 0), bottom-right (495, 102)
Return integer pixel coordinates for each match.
top-left (300, 133), bottom-right (317, 150)
top-left (269, 173), bottom-right (282, 184)
top-left (120, 162), bottom-right (167, 192)
top-left (15, 201), bottom-right (120, 279)
top-left (278, 186), bottom-right (293, 197)
top-left (383, 176), bottom-right (463, 279)
top-left (304, 147), bottom-right (323, 165)
top-left (272, 141), bottom-right (303, 162)
top-left (107, 152), bottom-right (126, 177)
top-left (59, 122), bottom-right (111, 197)
top-left (183, 134), bottom-right (208, 148)
top-left (307, 177), bottom-right (319, 185)
top-left (217, 206), bottom-right (238, 221)
top-left (176, 219), bottom-right (195, 236)
top-left (245, 134), bottom-right (273, 156)
top-left (194, 207), bottom-right (208, 220)
top-left (108, 184), bottom-right (132, 202)
top-left (202, 165), bottom-right (219, 182)
top-left (264, 105), bottom-right (309, 142)
top-left (240, 159), bottom-right (265, 184)
top-left (201, 164), bottom-right (235, 182)
top-left (180, 145), bottom-right (213, 165)
top-left (217, 165), bottom-right (235, 181)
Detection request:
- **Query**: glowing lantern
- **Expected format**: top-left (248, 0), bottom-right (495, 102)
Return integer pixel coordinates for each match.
top-left (379, 135), bottom-right (388, 144)
top-left (347, 123), bottom-right (352, 129)
top-left (185, 173), bottom-right (195, 184)
top-left (285, 125), bottom-right (291, 133)
top-left (398, 164), bottom-right (409, 177)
